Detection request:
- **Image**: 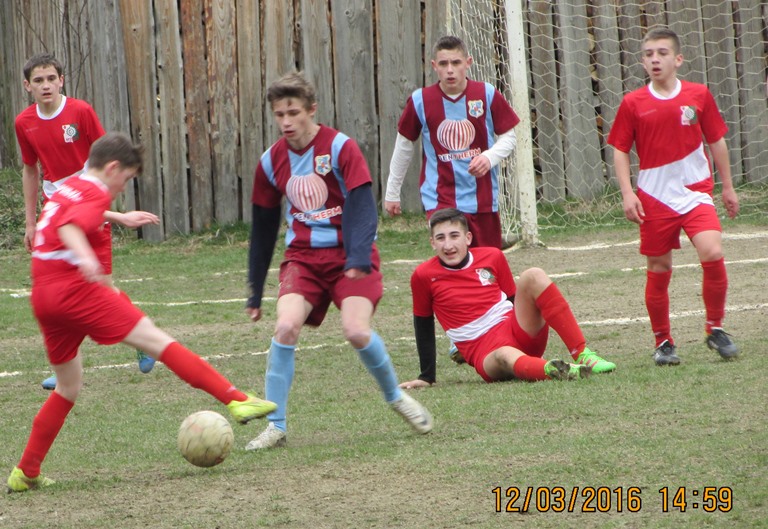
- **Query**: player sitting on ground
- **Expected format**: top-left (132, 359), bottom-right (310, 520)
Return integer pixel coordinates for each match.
top-left (7, 133), bottom-right (276, 493)
top-left (399, 208), bottom-right (616, 389)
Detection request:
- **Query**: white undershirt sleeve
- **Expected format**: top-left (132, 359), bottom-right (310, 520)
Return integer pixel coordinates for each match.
top-left (481, 129), bottom-right (517, 168)
top-left (385, 133), bottom-right (415, 202)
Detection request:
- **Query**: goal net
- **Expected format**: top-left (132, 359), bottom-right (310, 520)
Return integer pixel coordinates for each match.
top-left (448, 0), bottom-right (768, 244)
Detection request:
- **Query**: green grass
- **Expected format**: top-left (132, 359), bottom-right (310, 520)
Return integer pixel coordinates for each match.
top-left (1, 178), bottom-right (767, 527)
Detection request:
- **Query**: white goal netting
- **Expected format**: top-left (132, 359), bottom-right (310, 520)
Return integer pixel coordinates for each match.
top-left (449, 0), bottom-right (768, 244)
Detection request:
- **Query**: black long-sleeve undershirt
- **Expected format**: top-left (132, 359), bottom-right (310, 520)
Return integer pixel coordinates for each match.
top-left (246, 204), bottom-right (281, 309)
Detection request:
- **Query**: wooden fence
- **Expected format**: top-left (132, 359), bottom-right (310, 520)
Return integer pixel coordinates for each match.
top-left (1, 0), bottom-right (766, 241)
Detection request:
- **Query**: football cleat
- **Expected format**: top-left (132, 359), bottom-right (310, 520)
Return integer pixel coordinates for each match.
top-left (7, 466), bottom-right (55, 493)
top-left (41, 374), bottom-right (56, 390)
top-left (136, 349), bottom-right (156, 373)
top-left (448, 343), bottom-right (466, 365)
top-left (706, 328), bottom-right (739, 359)
top-left (653, 340), bottom-right (680, 366)
top-left (576, 348), bottom-right (616, 374)
top-left (226, 393), bottom-right (277, 425)
top-left (245, 422), bottom-right (287, 450)
top-left (544, 359), bottom-right (592, 380)
top-left (390, 392), bottom-right (433, 434)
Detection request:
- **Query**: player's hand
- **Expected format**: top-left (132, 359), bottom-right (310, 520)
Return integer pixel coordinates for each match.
top-left (399, 379), bottom-right (433, 390)
top-left (344, 268), bottom-right (369, 280)
top-left (115, 211), bottom-right (161, 228)
top-left (78, 256), bottom-right (105, 284)
top-left (468, 154), bottom-right (491, 178)
top-left (622, 193), bottom-right (645, 225)
top-left (24, 226), bottom-right (36, 253)
top-left (245, 307), bottom-right (263, 322)
top-left (721, 188), bottom-right (739, 219)
top-left (384, 200), bottom-right (402, 216)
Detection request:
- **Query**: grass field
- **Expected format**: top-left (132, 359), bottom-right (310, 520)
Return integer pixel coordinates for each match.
top-left (1, 208), bottom-right (767, 528)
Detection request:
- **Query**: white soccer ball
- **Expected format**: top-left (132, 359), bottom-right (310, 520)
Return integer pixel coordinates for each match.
top-left (177, 410), bottom-right (234, 468)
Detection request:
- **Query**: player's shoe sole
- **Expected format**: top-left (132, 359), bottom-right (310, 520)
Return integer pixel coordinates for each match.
top-left (545, 359), bottom-right (592, 380)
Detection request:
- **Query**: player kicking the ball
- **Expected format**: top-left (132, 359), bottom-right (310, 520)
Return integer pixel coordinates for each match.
top-left (7, 133), bottom-right (276, 493)
top-left (399, 208), bottom-right (616, 390)
top-left (244, 71), bottom-right (432, 451)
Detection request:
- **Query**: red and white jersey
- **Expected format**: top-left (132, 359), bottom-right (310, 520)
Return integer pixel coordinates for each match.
top-left (252, 124), bottom-right (371, 249)
top-left (398, 79), bottom-right (519, 214)
top-left (411, 247), bottom-right (517, 342)
top-left (15, 95), bottom-right (106, 200)
top-left (31, 174), bottom-right (112, 285)
top-left (608, 80), bottom-right (728, 220)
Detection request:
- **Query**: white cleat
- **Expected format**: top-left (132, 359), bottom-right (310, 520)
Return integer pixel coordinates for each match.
top-left (391, 392), bottom-right (433, 434)
top-left (245, 422), bottom-right (287, 450)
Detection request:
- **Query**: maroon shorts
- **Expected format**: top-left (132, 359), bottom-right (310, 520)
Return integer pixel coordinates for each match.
top-left (278, 245), bottom-right (383, 326)
top-left (32, 278), bottom-right (145, 364)
top-left (639, 204), bottom-right (721, 256)
top-left (427, 210), bottom-right (502, 249)
top-left (457, 310), bottom-right (549, 382)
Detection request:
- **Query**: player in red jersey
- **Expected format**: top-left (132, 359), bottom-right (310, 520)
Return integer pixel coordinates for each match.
top-left (15, 53), bottom-right (159, 387)
top-left (399, 208), bottom-right (616, 389)
top-left (6, 133), bottom-right (276, 493)
top-left (244, 72), bottom-right (432, 450)
top-left (384, 35), bottom-right (520, 250)
top-left (608, 27), bottom-right (740, 366)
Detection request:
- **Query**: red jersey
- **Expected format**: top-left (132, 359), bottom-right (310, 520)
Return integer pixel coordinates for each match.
top-left (31, 174), bottom-right (112, 285)
top-left (15, 96), bottom-right (106, 199)
top-left (607, 80), bottom-right (728, 220)
top-left (411, 247), bottom-right (517, 342)
top-left (398, 79), bottom-right (519, 214)
top-left (252, 124), bottom-right (371, 249)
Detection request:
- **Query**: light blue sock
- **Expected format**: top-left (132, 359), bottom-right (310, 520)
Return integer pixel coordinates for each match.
top-left (355, 331), bottom-right (402, 403)
top-left (264, 338), bottom-right (295, 432)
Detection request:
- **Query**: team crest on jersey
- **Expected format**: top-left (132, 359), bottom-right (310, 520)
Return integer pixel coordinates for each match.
top-left (62, 124), bottom-right (79, 143)
top-left (315, 154), bottom-right (332, 175)
top-left (476, 267), bottom-right (496, 286)
top-left (680, 106), bottom-right (698, 126)
top-left (468, 100), bottom-right (484, 118)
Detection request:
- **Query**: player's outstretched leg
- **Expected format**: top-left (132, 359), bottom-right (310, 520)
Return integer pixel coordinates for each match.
top-left (246, 339), bottom-right (294, 450)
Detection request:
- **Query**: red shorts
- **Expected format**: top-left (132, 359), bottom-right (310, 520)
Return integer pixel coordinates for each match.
top-left (639, 204), bottom-right (721, 256)
top-left (427, 210), bottom-right (502, 249)
top-left (279, 245), bottom-right (383, 326)
top-left (95, 222), bottom-right (113, 275)
top-left (457, 309), bottom-right (549, 382)
top-left (31, 278), bottom-right (145, 364)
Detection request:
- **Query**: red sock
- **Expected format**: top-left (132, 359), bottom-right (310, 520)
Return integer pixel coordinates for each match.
top-left (18, 392), bottom-right (74, 478)
top-left (701, 258), bottom-right (727, 334)
top-left (646, 270), bottom-right (673, 347)
top-left (159, 342), bottom-right (247, 404)
top-left (536, 283), bottom-right (586, 359)
top-left (512, 355), bottom-right (548, 381)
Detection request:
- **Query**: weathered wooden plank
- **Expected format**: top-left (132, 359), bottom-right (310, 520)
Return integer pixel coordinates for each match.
top-left (262, 0), bottom-right (295, 145)
top-left (330, 0), bottom-right (379, 188)
top-left (155, 0), bottom-right (189, 234)
top-left (556, 0), bottom-right (604, 199)
top-left (376, 0), bottom-right (422, 212)
top-left (642, 0), bottom-right (666, 29)
top-left (119, 0), bottom-right (164, 241)
top-left (617, 1), bottom-right (646, 92)
top-left (734, 0), bottom-right (768, 183)
top-left (666, 0), bottom-right (706, 84)
top-left (180, 0), bottom-right (213, 231)
top-left (299, 0), bottom-right (335, 128)
top-left (528, 0), bottom-right (565, 202)
top-left (424, 0), bottom-right (451, 84)
top-left (236, 0), bottom-right (263, 223)
top-left (592, 0), bottom-right (625, 187)
top-left (0, 0), bottom-right (20, 167)
top-left (700, 1), bottom-right (742, 185)
top-left (207, 0), bottom-right (239, 225)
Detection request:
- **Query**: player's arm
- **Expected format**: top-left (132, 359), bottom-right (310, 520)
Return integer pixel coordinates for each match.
top-left (22, 163), bottom-right (41, 252)
top-left (104, 210), bottom-right (160, 228)
top-left (613, 148), bottom-right (644, 224)
top-left (469, 129), bottom-right (517, 178)
top-left (246, 204), bottom-right (281, 321)
top-left (342, 183), bottom-right (376, 276)
top-left (708, 137), bottom-right (739, 219)
top-left (399, 315), bottom-right (437, 389)
top-left (384, 133), bottom-right (415, 216)
top-left (58, 223), bottom-right (103, 284)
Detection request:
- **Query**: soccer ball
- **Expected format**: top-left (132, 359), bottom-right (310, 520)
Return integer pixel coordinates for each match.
top-left (177, 410), bottom-right (234, 468)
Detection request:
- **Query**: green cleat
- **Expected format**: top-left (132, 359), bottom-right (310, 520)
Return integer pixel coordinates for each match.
top-left (545, 359), bottom-right (592, 380)
top-left (576, 347), bottom-right (616, 374)
top-left (226, 393), bottom-right (277, 425)
top-left (7, 466), bottom-right (55, 493)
